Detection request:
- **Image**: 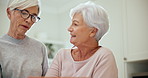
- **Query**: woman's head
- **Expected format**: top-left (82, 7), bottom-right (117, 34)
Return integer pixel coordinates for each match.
top-left (7, 0), bottom-right (41, 14)
top-left (68, 13), bottom-right (96, 46)
top-left (70, 1), bottom-right (109, 41)
top-left (6, 0), bottom-right (41, 39)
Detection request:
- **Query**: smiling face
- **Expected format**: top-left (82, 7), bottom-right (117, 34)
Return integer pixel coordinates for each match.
top-left (7, 6), bottom-right (39, 38)
top-left (68, 13), bottom-right (96, 46)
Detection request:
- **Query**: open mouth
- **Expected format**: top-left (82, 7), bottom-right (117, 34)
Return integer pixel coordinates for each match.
top-left (21, 25), bottom-right (29, 29)
top-left (72, 35), bottom-right (76, 37)
top-left (71, 34), bottom-right (76, 37)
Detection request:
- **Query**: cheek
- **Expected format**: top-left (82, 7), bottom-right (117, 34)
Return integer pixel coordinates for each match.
top-left (11, 15), bottom-right (23, 23)
top-left (30, 22), bottom-right (34, 26)
top-left (80, 29), bottom-right (90, 36)
top-left (77, 31), bottom-right (89, 40)
top-left (75, 27), bottom-right (86, 34)
top-left (80, 32), bottom-right (91, 41)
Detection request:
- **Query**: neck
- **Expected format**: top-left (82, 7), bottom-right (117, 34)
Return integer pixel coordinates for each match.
top-left (74, 39), bottom-right (100, 61)
top-left (7, 30), bottom-right (25, 39)
top-left (7, 24), bottom-right (26, 39)
top-left (78, 44), bottom-right (99, 58)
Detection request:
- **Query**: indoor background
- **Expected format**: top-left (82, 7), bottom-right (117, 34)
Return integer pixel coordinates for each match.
top-left (0, 0), bottom-right (148, 78)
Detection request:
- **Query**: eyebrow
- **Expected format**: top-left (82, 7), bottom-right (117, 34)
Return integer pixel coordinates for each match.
top-left (23, 9), bottom-right (38, 16)
top-left (73, 20), bottom-right (79, 23)
top-left (23, 9), bottom-right (29, 12)
top-left (32, 13), bottom-right (37, 16)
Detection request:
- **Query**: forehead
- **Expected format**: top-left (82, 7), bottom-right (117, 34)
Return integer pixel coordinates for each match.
top-left (19, 6), bottom-right (39, 15)
top-left (72, 13), bottom-right (84, 22)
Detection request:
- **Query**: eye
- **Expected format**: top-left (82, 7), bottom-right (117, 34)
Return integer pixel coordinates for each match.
top-left (21, 11), bottom-right (29, 16)
top-left (22, 12), bottom-right (28, 15)
top-left (31, 15), bottom-right (37, 22)
top-left (31, 15), bottom-right (36, 19)
top-left (74, 23), bottom-right (78, 26)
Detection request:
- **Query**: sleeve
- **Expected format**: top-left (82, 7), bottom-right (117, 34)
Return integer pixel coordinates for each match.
top-left (41, 44), bottom-right (49, 76)
top-left (45, 49), bottom-right (63, 77)
top-left (93, 54), bottom-right (118, 78)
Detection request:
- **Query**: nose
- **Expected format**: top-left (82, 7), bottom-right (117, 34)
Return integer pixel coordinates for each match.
top-left (68, 25), bottom-right (73, 32)
top-left (25, 16), bottom-right (32, 24)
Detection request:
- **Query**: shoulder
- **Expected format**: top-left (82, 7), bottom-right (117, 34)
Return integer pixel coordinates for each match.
top-left (26, 36), bottom-right (45, 47)
top-left (53, 48), bottom-right (71, 61)
top-left (98, 47), bottom-right (113, 55)
top-left (56, 48), bottom-right (71, 56)
top-left (0, 35), bottom-right (7, 42)
top-left (26, 37), bottom-right (47, 54)
top-left (94, 47), bottom-right (115, 61)
top-left (94, 47), bottom-right (117, 66)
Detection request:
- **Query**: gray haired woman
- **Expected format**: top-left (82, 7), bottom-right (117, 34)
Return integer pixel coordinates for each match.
top-left (46, 1), bottom-right (118, 78)
top-left (0, 0), bottom-right (48, 78)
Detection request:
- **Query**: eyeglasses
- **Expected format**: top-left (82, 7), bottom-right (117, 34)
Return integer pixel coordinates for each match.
top-left (13, 8), bottom-right (40, 23)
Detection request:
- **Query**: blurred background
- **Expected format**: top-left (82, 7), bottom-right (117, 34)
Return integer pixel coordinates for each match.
top-left (0, 0), bottom-right (148, 78)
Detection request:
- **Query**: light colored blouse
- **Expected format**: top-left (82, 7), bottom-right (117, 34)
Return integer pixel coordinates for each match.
top-left (45, 47), bottom-right (118, 78)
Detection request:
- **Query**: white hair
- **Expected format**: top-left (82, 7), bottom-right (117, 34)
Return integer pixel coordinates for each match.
top-left (7, 0), bottom-right (41, 14)
top-left (70, 1), bottom-right (109, 41)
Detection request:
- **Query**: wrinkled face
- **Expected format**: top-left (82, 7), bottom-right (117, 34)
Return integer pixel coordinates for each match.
top-left (7, 6), bottom-right (39, 35)
top-left (68, 13), bottom-right (94, 46)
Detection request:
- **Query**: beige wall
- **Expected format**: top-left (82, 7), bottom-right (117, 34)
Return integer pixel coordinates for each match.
top-left (0, 0), bottom-right (124, 78)
top-left (1, 0), bottom-right (147, 78)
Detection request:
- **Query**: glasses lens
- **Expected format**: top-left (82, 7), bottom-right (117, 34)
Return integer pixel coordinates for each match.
top-left (31, 15), bottom-right (36, 23)
top-left (15, 8), bottom-right (40, 23)
top-left (31, 15), bottom-right (40, 23)
top-left (21, 10), bottom-right (29, 18)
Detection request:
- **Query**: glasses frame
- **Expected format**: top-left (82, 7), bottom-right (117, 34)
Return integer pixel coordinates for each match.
top-left (13, 8), bottom-right (40, 23)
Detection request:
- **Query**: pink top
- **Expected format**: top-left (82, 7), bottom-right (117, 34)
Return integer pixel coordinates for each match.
top-left (45, 47), bottom-right (118, 78)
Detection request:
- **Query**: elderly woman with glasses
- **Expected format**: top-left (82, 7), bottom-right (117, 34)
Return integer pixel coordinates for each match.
top-left (0, 0), bottom-right (48, 78)
top-left (46, 1), bottom-right (118, 78)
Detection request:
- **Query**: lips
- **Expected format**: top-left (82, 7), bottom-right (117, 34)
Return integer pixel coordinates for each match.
top-left (72, 35), bottom-right (76, 37)
top-left (21, 25), bottom-right (29, 29)
top-left (70, 34), bottom-right (76, 37)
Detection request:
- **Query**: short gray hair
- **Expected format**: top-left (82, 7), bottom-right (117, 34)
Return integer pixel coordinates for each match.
top-left (7, 0), bottom-right (41, 14)
top-left (70, 1), bottom-right (109, 41)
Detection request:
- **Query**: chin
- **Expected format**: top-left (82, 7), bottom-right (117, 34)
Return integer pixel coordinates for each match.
top-left (70, 41), bottom-right (74, 44)
top-left (71, 42), bottom-right (80, 47)
top-left (70, 40), bottom-right (76, 45)
top-left (19, 31), bottom-right (27, 35)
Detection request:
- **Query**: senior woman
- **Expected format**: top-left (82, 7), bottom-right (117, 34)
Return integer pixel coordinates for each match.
top-left (46, 1), bottom-right (118, 78)
top-left (0, 0), bottom-right (48, 78)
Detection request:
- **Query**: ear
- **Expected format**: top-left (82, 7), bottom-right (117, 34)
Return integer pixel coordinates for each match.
top-left (7, 8), bottom-right (11, 19)
top-left (90, 27), bottom-right (98, 37)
